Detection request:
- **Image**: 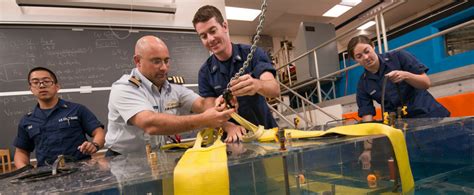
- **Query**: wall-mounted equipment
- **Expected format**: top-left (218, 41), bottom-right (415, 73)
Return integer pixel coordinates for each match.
top-left (294, 22), bottom-right (339, 83)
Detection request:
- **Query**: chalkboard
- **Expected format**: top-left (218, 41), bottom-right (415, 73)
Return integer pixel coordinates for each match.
top-left (0, 26), bottom-right (209, 155)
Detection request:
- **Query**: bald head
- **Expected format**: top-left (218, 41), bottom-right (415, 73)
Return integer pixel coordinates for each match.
top-left (133, 35), bottom-right (171, 87)
top-left (135, 35), bottom-right (168, 56)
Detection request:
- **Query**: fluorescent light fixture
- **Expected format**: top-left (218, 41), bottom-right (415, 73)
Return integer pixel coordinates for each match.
top-left (225, 6), bottom-right (261, 21)
top-left (16, 0), bottom-right (176, 14)
top-left (340, 0), bottom-right (362, 7)
top-left (357, 21), bottom-right (376, 30)
top-left (323, 4), bottom-right (352, 17)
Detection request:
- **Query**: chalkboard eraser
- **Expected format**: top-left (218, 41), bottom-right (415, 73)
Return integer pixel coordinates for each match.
top-left (80, 86), bottom-right (92, 93)
top-left (72, 28), bottom-right (84, 31)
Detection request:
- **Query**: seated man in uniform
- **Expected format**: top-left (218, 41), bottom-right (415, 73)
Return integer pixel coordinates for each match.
top-left (13, 67), bottom-right (105, 168)
top-left (105, 35), bottom-right (234, 156)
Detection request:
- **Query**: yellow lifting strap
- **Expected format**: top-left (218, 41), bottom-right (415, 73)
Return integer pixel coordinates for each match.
top-left (230, 113), bottom-right (415, 193)
top-left (161, 128), bottom-right (217, 150)
top-left (160, 141), bottom-right (194, 150)
top-left (231, 113), bottom-right (272, 142)
top-left (173, 129), bottom-right (230, 195)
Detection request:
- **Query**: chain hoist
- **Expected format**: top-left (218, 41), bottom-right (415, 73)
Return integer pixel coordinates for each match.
top-left (223, 0), bottom-right (268, 108)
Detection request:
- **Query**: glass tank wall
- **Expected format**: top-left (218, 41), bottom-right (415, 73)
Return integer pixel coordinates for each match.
top-left (0, 117), bottom-right (472, 194)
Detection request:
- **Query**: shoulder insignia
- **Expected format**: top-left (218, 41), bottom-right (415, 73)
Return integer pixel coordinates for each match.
top-left (211, 65), bottom-right (218, 73)
top-left (128, 76), bottom-right (142, 88)
top-left (26, 111), bottom-right (32, 116)
top-left (167, 76), bottom-right (185, 85)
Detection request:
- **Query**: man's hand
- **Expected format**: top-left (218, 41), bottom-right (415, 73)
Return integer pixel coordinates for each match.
top-left (216, 94), bottom-right (239, 110)
top-left (215, 95), bottom-right (225, 106)
top-left (78, 141), bottom-right (98, 155)
top-left (229, 74), bottom-right (261, 97)
top-left (223, 122), bottom-right (246, 143)
top-left (201, 103), bottom-right (234, 128)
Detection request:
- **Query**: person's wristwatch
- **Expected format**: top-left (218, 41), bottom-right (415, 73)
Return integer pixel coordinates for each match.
top-left (91, 142), bottom-right (100, 151)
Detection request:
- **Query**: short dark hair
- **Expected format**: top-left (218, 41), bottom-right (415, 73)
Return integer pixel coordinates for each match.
top-left (28, 67), bottom-right (58, 84)
top-left (192, 5), bottom-right (224, 27)
top-left (347, 35), bottom-right (373, 59)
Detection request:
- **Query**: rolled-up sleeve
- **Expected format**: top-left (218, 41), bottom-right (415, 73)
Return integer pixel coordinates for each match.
top-left (13, 119), bottom-right (35, 152)
top-left (176, 85), bottom-right (199, 113)
top-left (198, 64), bottom-right (217, 98)
top-left (397, 50), bottom-right (428, 74)
top-left (109, 84), bottom-right (154, 124)
top-left (251, 47), bottom-right (276, 78)
top-left (78, 105), bottom-right (104, 136)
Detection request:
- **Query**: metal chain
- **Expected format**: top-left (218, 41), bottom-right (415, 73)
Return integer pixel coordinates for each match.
top-left (226, 0), bottom-right (268, 90)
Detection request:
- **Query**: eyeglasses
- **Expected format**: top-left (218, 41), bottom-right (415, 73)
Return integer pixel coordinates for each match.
top-left (149, 58), bottom-right (171, 66)
top-left (30, 80), bottom-right (55, 88)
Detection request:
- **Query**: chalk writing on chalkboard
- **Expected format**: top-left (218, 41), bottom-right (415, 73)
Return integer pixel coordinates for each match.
top-left (0, 27), bottom-right (209, 153)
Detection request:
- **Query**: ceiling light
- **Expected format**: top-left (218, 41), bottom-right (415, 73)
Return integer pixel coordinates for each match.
top-left (357, 21), bottom-right (376, 30)
top-left (340, 0), bottom-right (362, 7)
top-left (225, 6), bottom-right (261, 21)
top-left (16, 0), bottom-right (176, 14)
top-left (323, 4), bottom-right (352, 17)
